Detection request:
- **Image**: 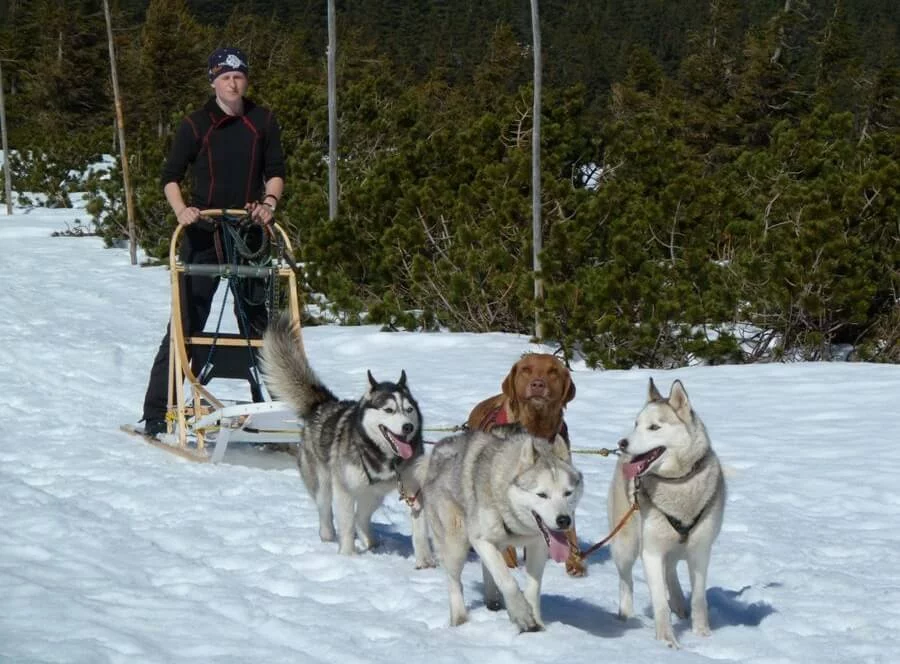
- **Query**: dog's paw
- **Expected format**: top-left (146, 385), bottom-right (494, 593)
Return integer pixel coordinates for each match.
top-left (319, 527), bottom-right (336, 542)
top-left (506, 594), bottom-right (541, 633)
top-left (669, 600), bottom-right (688, 620)
top-left (355, 534), bottom-right (379, 552)
top-left (692, 622), bottom-right (711, 637)
top-left (449, 611), bottom-right (469, 627)
top-left (657, 625), bottom-right (680, 649)
top-left (415, 557), bottom-right (437, 570)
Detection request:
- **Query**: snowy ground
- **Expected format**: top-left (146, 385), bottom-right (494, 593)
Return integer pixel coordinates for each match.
top-left (1, 205), bottom-right (898, 663)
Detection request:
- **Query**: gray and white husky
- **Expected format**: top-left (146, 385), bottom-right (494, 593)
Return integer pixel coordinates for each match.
top-left (261, 314), bottom-right (432, 566)
top-left (419, 425), bottom-right (583, 631)
top-left (608, 378), bottom-right (726, 648)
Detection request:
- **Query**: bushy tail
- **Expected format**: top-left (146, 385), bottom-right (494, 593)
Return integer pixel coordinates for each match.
top-left (260, 312), bottom-right (336, 418)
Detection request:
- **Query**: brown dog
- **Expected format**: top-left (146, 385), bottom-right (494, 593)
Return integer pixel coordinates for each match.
top-left (466, 352), bottom-right (587, 577)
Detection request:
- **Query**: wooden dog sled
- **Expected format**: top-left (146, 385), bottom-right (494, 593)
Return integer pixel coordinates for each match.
top-left (121, 209), bottom-right (304, 463)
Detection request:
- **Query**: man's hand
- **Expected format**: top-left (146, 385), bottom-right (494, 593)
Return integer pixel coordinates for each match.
top-left (246, 200), bottom-right (275, 226)
top-left (175, 206), bottom-right (200, 226)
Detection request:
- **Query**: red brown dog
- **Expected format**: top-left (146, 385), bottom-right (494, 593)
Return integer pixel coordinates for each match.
top-left (467, 352), bottom-right (586, 576)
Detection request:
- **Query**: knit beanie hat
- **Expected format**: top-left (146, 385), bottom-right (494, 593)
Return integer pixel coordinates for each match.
top-left (207, 47), bottom-right (249, 83)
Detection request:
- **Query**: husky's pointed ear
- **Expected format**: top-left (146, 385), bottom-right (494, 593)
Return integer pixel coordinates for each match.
top-left (518, 436), bottom-right (537, 467)
top-left (398, 369), bottom-right (408, 388)
top-left (668, 380), bottom-right (691, 417)
top-left (550, 434), bottom-right (572, 463)
top-left (647, 377), bottom-right (664, 403)
top-left (367, 370), bottom-right (378, 391)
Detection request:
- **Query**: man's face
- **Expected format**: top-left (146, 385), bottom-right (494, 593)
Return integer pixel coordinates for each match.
top-left (211, 71), bottom-right (248, 102)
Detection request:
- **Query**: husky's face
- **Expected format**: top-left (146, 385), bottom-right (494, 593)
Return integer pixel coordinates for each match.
top-left (510, 435), bottom-right (583, 563)
top-left (618, 378), bottom-right (708, 480)
top-left (360, 370), bottom-right (421, 460)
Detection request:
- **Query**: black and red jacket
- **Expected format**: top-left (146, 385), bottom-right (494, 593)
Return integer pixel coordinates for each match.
top-left (161, 96), bottom-right (285, 211)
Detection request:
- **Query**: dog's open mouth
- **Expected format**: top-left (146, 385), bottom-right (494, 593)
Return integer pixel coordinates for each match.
top-left (532, 512), bottom-right (570, 563)
top-left (379, 425), bottom-right (415, 459)
top-left (622, 446), bottom-right (665, 480)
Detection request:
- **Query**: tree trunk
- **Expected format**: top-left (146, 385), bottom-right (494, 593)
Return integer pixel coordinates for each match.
top-left (0, 60), bottom-right (13, 216)
top-left (327, 0), bottom-right (339, 221)
top-left (530, 0), bottom-right (544, 341)
top-left (103, 0), bottom-right (137, 264)
top-left (771, 0), bottom-right (792, 65)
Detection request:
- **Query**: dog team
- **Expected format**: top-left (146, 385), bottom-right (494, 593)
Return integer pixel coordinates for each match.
top-left (260, 313), bottom-right (726, 648)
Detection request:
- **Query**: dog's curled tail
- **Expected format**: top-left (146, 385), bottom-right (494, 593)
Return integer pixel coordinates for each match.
top-left (260, 312), bottom-right (337, 418)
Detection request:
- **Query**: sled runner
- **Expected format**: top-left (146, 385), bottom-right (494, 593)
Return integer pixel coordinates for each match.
top-left (127, 209), bottom-right (304, 463)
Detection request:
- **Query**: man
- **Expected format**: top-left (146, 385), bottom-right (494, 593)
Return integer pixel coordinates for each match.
top-left (140, 46), bottom-right (286, 436)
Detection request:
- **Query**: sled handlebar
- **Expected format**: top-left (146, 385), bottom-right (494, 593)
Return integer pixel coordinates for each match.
top-left (178, 209), bottom-right (302, 276)
top-left (197, 208), bottom-right (251, 219)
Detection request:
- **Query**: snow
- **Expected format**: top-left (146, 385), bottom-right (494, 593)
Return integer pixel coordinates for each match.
top-left (1, 202), bottom-right (899, 664)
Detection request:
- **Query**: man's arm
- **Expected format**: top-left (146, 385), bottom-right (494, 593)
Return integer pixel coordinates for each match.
top-left (164, 182), bottom-right (199, 226)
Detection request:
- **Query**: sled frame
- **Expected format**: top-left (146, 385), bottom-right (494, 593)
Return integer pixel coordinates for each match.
top-left (162, 209), bottom-right (304, 461)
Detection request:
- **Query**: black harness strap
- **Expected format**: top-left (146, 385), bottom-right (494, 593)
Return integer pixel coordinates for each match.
top-left (358, 446), bottom-right (402, 486)
top-left (638, 454), bottom-right (715, 543)
top-left (664, 501), bottom-right (711, 543)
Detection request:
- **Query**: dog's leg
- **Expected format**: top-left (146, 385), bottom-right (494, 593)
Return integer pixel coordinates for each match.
top-left (399, 464), bottom-right (434, 568)
top-left (472, 538), bottom-right (541, 632)
top-left (609, 472), bottom-right (639, 620)
top-left (521, 538), bottom-right (548, 628)
top-left (332, 480), bottom-right (357, 555)
top-left (353, 488), bottom-right (382, 552)
top-left (300, 452), bottom-right (336, 543)
top-left (666, 556), bottom-right (688, 619)
top-left (642, 547), bottom-right (679, 648)
top-left (687, 544), bottom-right (713, 637)
top-left (428, 501), bottom-right (468, 625)
top-left (410, 507), bottom-right (434, 569)
top-left (610, 521), bottom-right (639, 620)
top-left (442, 533), bottom-right (470, 626)
top-left (481, 563), bottom-right (502, 611)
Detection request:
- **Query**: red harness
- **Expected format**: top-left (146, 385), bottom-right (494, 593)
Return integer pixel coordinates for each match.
top-left (478, 404), bottom-right (569, 442)
top-left (479, 405), bottom-right (509, 430)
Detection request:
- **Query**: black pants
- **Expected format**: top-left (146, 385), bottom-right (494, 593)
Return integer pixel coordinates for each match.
top-left (141, 229), bottom-right (268, 422)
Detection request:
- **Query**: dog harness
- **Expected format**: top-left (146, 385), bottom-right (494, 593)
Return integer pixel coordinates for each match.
top-left (663, 504), bottom-right (710, 543)
top-left (637, 454), bottom-right (715, 543)
top-left (478, 405), bottom-right (570, 441)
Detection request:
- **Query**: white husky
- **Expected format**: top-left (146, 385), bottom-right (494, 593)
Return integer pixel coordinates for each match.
top-left (420, 425), bottom-right (583, 632)
top-left (607, 378), bottom-right (725, 648)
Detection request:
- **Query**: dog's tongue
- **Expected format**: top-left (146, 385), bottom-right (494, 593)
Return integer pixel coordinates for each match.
top-left (622, 459), bottom-right (644, 480)
top-left (392, 437), bottom-right (414, 459)
top-left (547, 529), bottom-right (570, 563)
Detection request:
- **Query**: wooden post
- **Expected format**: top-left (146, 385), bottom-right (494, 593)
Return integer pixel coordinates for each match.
top-left (103, 0), bottom-right (137, 264)
top-left (0, 60), bottom-right (12, 216)
top-left (530, 0), bottom-right (544, 340)
top-left (327, 0), bottom-right (338, 221)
